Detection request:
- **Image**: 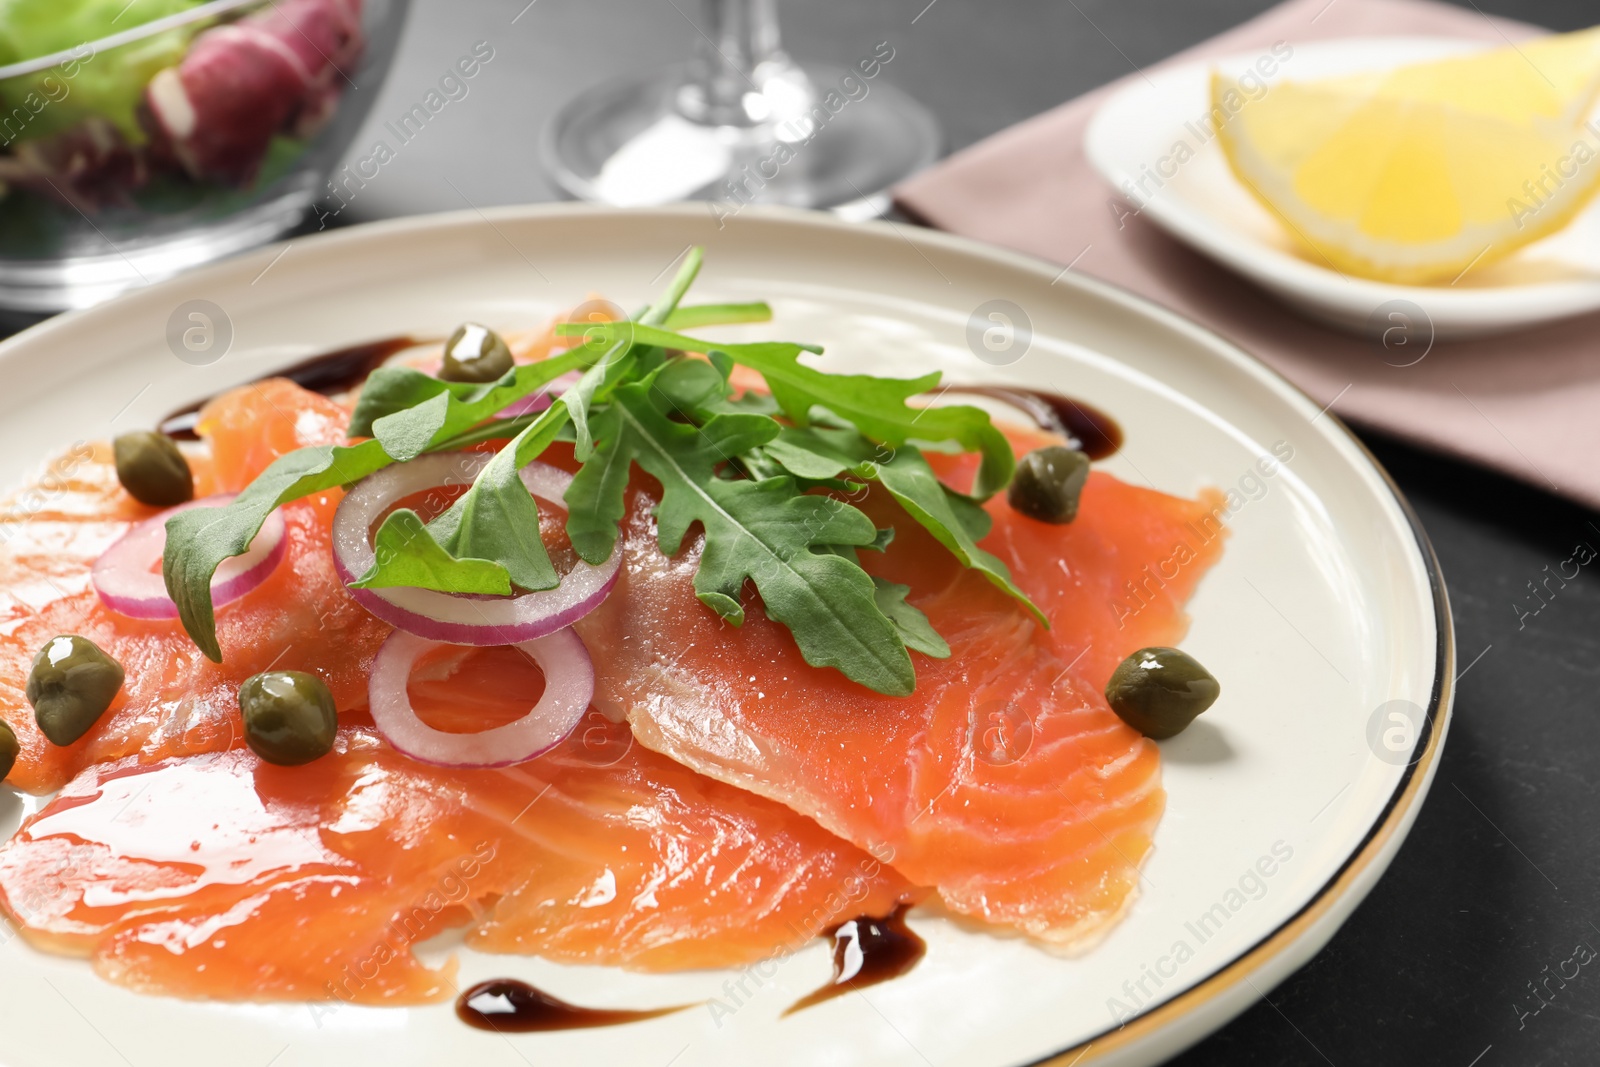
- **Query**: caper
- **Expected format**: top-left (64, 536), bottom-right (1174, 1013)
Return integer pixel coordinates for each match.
top-left (239, 670), bottom-right (338, 766)
top-left (440, 323), bottom-right (514, 383)
top-left (1008, 445), bottom-right (1090, 523)
top-left (1105, 647), bottom-right (1220, 740)
top-left (0, 720), bottom-right (17, 783)
top-left (113, 430), bottom-right (194, 507)
top-left (26, 635), bottom-right (125, 747)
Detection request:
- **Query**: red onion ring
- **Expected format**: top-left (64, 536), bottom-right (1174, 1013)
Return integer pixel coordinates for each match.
top-left (331, 452), bottom-right (620, 645)
top-left (494, 371), bottom-right (581, 419)
top-left (92, 494), bottom-right (286, 619)
top-left (368, 628), bottom-right (593, 767)
top-left (494, 393), bottom-right (551, 419)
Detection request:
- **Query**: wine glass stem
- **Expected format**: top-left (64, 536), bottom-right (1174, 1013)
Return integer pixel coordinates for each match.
top-left (684, 0), bottom-right (786, 126)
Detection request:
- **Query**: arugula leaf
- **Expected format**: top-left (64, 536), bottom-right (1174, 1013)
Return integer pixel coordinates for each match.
top-left (362, 398), bottom-right (576, 596)
top-left (163, 439), bottom-right (392, 661)
top-left (567, 376), bottom-right (915, 695)
top-left (166, 341), bottom-right (603, 652)
top-left (370, 326), bottom-right (656, 594)
top-left (761, 425), bottom-right (874, 479)
top-left (353, 254), bottom-right (710, 598)
top-left (651, 356), bottom-right (731, 418)
top-left (559, 323), bottom-right (1015, 498)
top-left (351, 348), bottom-right (590, 461)
top-left (567, 380), bottom-right (779, 568)
top-left (160, 245), bottom-right (1046, 698)
top-left (571, 249), bottom-right (705, 461)
top-left (874, 449), bottom-right (1046, 627)
top-left (873, 578), bottom-right (950, 659)
top-left (357, 250), bottom-right (710, 596)
top-left (762, 426), bottom-right (1046, 626)
top-left (348, 367), bottom-right (481, 437)
top-left (663, 302), bottom-right (771, 330)
top-left (350, 510), bottom-right (510, 593)
top-left (424, 414), bottom-right (535, 452)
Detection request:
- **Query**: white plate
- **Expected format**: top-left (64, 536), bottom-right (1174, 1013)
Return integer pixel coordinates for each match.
top-left (1084, 36), bottom-right (1600, 340)
top-left (0, 204), bottom-right (1451, 1067)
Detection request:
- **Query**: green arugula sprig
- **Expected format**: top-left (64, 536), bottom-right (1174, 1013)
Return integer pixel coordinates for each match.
top-left (161, 351), bottom-right (589, 661)
top-left (161, 248), bottom-right (1044, 695)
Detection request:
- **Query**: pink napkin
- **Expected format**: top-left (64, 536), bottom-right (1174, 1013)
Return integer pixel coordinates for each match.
top-left (894, 0), bottom-right (1600, 508)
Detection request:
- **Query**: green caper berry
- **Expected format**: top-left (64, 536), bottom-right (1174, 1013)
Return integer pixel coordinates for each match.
top-left (239, 671), bottom-right (338, 766)
top-left (440, 323), bottom-right (514, 383)
top-left (26, 635), bottom-right (125, 747)
top-left (113, 430), bottom-right (194, 507)
top-left (0, 720), bottom-right (17, 783)
top-left (1105, 647), bottom-right (1220, 740)
top-left (1008, 446), bottom-right (1090, 523)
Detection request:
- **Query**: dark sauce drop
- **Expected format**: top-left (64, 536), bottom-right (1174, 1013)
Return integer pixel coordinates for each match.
top-left (783, 904), bottom-right (926, 1016)
top-left (455, 979), bottom-right (690, 1033)
top-left (950, 386), bottom-right (1123, 460)
top-left (158, 334), bottom-right (429, 440)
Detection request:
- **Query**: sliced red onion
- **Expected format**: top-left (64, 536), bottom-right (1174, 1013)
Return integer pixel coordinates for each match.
top-left (331, 452), bottom-right (620, 645)
top-left (92, 494), bottom-right (286, 619)
top-left (368, 628), bottom-right (592, 767)
top-left (495, 392), bottom-right (551, 419)
top-left (495, 371), bottom-right (581, 419)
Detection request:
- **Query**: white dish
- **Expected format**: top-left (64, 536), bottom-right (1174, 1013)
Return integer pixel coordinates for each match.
top-left (0, 204), bottom-right (1451, 1066)
top-left (1084, 36), bottom-right (1600, 340)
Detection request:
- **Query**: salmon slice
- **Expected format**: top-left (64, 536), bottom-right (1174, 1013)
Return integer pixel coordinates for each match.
top-left (0, 381), bottom-right (389, 794)
top-left (198, 377), bottom-right (353, 522)
top-left (330, 716), bottom-right (916, 973)
top-left (0, 724), bottom-right (916, 1002)
top-left (575, 426), bottom-right (1225, 948)
top-left (0, 735), bottom-right (456, 1002)
top-left (913, 440), bottom-right (1226, 691)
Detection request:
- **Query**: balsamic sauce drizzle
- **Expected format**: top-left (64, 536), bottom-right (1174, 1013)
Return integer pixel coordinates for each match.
top-left (783, 905), bottom-right (927, 1016)
top-left (455, 979), bottom-right (690, 1033)
top-left (456, 906), bottom-right (927, 1031)
top-left (157, 334), bottom-right (429, 440)
top-left (948, 385), bottom-right (1123, 460)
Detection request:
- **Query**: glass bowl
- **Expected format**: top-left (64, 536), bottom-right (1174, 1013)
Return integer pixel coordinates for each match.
top-left (0, 0), bottom-right (410, 312)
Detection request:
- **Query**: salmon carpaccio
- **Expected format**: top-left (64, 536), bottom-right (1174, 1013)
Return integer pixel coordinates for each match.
top-left (575, 426), bottom-right (1226, 949)
top-left (0, 375), bottom-right (1224, 999)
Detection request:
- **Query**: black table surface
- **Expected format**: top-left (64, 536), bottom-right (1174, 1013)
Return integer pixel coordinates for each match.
top-left (34, 1), bottom-right (1600, 1064)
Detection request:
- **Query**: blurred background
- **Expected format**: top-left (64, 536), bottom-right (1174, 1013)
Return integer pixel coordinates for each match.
top-left (333, 0), bottom-right (1592, 215)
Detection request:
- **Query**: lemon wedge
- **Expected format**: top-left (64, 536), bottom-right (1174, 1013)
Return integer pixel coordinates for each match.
top-left (1213, 27), bottom-right (1600, 284)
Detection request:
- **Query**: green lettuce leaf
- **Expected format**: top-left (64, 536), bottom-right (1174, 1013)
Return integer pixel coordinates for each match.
top-left (0, 0), bottom-right (208, 142)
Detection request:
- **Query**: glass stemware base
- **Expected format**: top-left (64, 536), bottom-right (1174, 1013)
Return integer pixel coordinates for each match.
top-left (543, 63), bottom-right (940, 218)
